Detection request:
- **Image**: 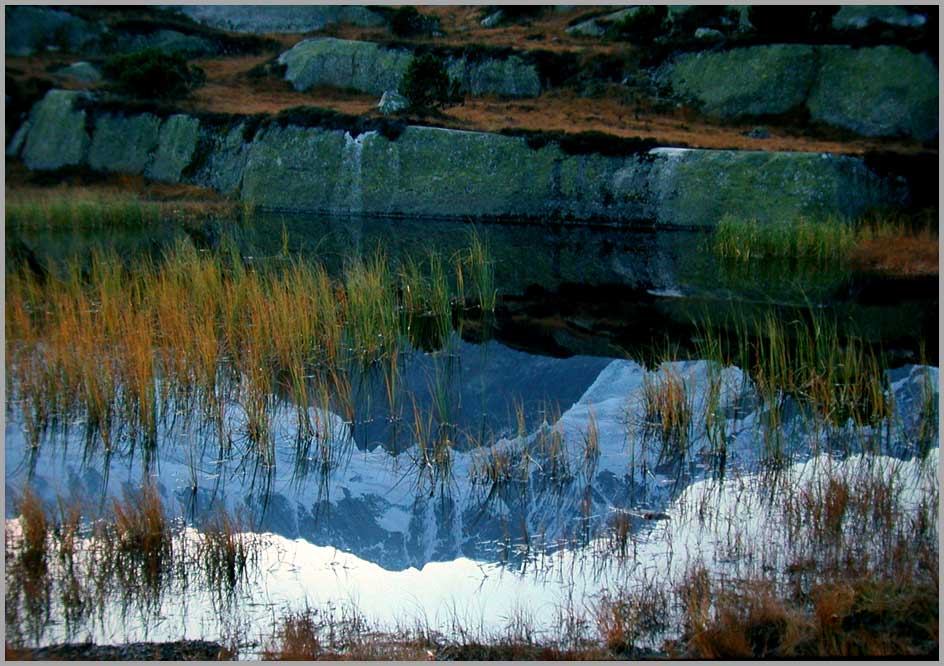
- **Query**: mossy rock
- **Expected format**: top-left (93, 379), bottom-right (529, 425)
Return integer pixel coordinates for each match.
top-left (146, 114), bottom-right (200, 182)
top-left (808, 46), bottom-right (938, 141)
top-left (665, 45), bottom-right (817, 117)
top-left (21, 90), bottom-right (91, 170)
top-left (88, 113), bottom-right (162, 174)
top-left (279, 38), bottom-right (412, 97)
top-left (649, 148), bottom-right (908, 228)
top-left (279, 37), bottom-right (542, 99)
top-left (5, 6), bottom-right (102, 56)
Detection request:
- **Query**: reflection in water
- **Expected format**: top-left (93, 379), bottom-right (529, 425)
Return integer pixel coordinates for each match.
top-left (5, 212), bottom-right (939, 653)
top-left (8, 211), bottom-right (936, 364)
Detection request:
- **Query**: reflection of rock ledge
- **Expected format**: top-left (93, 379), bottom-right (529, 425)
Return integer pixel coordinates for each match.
top-left (5, 354), bottom-right (938, 571)
top-left (10, 90), bottom-right (910, 228)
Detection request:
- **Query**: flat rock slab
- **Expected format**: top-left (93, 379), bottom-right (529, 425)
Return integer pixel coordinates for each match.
top-left (10, 90), bottom-right (913, 228)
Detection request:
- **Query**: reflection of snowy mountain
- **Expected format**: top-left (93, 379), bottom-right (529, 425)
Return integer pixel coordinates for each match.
top-left (5, 338), bottom-right (938, 570)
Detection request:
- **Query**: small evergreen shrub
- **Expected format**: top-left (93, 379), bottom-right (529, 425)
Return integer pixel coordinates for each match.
top-left (102, 49), bottom-right (206, 101)
top-left (609, 6), bottom-right (669, 44)
top-left (747, 6), bottom-right (837, 39)
top-left (399, 54), bottom-right (463, 112)
top-left (389, 6), bottom-right (438, 38)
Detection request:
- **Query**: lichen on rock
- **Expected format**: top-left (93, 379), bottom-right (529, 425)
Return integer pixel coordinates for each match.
top-left (807, 45), bottom-right (938, 141)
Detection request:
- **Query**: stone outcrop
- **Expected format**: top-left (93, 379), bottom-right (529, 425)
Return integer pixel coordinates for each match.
top-left (807, 46), bottom-right (939, 141)
top-left (111, 29), bottom-right (217, 58)
top-left (20, 90), bottom-right (92, 170)
top-left (146, 114), bottom-right (201, 182)
top-left (447, 54), bottom-right (542, 98)
top-left (279, 38), bottom-right (542, 99)
top-left (56, 61), bottom-right (102, 83)
top-left (88, 113), bottom-right (163, 174)
top-left (831, 5), bottom-right (927, 31)
top-left (280, 38), bottom-right (413, 97)
top-left (171, 5), bottom-right (386, 33)
top-left (665, 45), bottom-right (817, 117)
top-left (566, 8), bottom-right (637, 38)
top-left (5, 6), bottom-right (102, 56)
top-left (5, 6), bottom-right (259, 58)
top-left (9, 90), bottom-right (911, 228)
top-left (662, 44), bottom-right (939, 140)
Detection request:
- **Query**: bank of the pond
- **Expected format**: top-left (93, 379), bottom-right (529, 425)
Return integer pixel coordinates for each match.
top-left (8, 89), bottom-right (913, 228)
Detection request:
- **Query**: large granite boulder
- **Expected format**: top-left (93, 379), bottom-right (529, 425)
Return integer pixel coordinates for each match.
top-left (831, 5), bottom-right (927, 30)
top-left (5, 6), bottom-right (102, 56)
top-left (664, 45), bottom-right (817, 117)
top-left (88, 113), bottom-right (163, 174)
top-left (565, 8), bottom-right (638, 37)
top-left (279, 38), bottom-right (412, 96)
top-left (11, 90), bottom-right (913, 227)
top-left (113, 29), bottom-right (217, 57)
top-left (172, 5), bottom-right (385, 33)
top-left (20, 90), bottom-right (91, 170)
top-left (663, 44), bottom-right (939, 140)
top-left (146, 115), bottom-right (201, 182)
top-left (56, 61), bottom-right (102, 83)
top-left (807, 46), bottom-right (938, 141)
top-left (279, 38), bottom-right (542, 98)
top-left (447, 54), bottom-right (542, 98)
top-left (647, 147), bottom-right (904, 228)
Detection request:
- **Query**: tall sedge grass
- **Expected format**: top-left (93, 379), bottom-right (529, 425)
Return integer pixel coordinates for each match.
top-left (463, 227), bottom-right (497, 313)
top-left (5, 186), bottom-right (242, 230)
top-left (5, 192), bottom-right (163, 229)
top-left (712, 215), bottom-right (857, 265)
top-left (110, 484), bottom-right (173, 590)
top-left (5, 493), bottom-right (263, 649)
top-left (711, 212), bottom-right (938, 275)
top-left (692, 306), bottom-right (896, 466)
top-left (6, 234), bottom-right (496, 472)
top-left (670, 455), bottom-right (939, 658)
top-left (640, 366), bottom-right (693, 465)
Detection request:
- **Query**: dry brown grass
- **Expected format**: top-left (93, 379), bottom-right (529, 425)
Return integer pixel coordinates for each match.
top-left (849, 234), bottom-right (939, 277)
top-left (675, 573), bottom-right (939, 659)
top-left (110, 484), bottom-right (173, 588)
top-left (15, 488), bottom-right (49, 572)
top-left (260, 605), bottom-right (434, 661)
top-left (180, 74), bottom-right (922, 155)
top-left (595, 581), bottom-right (669, 654)
top-left (6, 162), bottom-right (231, 206)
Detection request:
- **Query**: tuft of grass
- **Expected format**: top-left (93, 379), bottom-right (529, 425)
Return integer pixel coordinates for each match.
top-left (712, 215), bottom-right (857, 266)
top-left (712, 212), bottom-right (939, 278)
top-left (463, 227), bottom-right (497, 313)
top-left (595, 579), bottom-right (669, 655)
top-left (6, 231), bottom-right (497, 472)
top-left (262, 605), bottom-right (323, 660)
top-left (198, 508), bottom-right (256, 599)
top-left (640, 366), bottom-right (692, 465)
top-left (16, 488), bottom-right (49, 574)
top-left (110, 484), bottom-right (173, 590)
top-left (5, 190), bottom-right (163, 229)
